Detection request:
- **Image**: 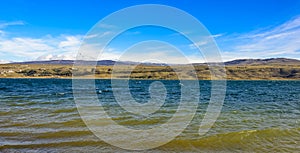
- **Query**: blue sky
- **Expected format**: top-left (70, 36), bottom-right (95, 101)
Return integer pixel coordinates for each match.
top-left (0, 0), bottom-right (300, 63)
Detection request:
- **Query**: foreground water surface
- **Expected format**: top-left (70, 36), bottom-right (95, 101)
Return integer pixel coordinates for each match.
top-left (0, 79), bottom-right (299, 152)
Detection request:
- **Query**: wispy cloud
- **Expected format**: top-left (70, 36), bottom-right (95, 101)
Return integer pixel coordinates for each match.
top-left (188, 41), bottom-right (208, 49)
top-left (83, 31), bottom-right (116, 41)
top-left (211, 33), bottom-right (224, 38)
top-left (0, 30), bottom-right (5, 36)
top-left (98, 23), bottom-right (117, 29)
top-left (219, 15), bottom-right (300, 61)
top-left (0, 21), bottom-right (25, 29)
top-left (188, 34), bottom-right (223, 50)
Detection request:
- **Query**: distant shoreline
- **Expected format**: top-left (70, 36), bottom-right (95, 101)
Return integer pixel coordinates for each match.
top-left (1, 58), bottom-right (300, 80)
top-left (0, 75), bottom-right (299, 81)
top-left (0, 77), bottom-right (299, 81)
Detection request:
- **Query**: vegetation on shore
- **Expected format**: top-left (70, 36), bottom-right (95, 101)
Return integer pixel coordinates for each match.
top-left (1, 63), bottom-right (300, 80)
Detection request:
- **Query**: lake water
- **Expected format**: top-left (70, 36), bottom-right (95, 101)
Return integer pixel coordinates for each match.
top-left (0, 79), bottom-right (299, 152)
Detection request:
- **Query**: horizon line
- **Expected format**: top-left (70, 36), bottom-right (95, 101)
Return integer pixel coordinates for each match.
top-left (3, 57), bottom-right (300, 65)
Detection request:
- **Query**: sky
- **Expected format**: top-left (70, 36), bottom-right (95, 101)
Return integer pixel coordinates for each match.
top-left (0, 0), bottom-right (300, 63)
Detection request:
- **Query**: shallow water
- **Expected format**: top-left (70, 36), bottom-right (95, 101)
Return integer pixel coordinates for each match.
top-left (0, 79), bottom-right (299, 152)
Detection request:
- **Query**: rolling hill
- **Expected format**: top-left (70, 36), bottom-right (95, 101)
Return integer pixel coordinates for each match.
top-left (1, 58), bottom-right (300, 80)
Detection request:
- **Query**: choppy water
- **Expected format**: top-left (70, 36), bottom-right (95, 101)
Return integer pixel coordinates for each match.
top-left (0, 79), bottom-right (299, 152)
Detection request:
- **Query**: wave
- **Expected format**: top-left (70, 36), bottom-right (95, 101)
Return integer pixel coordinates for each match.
top-left (0, 140), bottom-right (105, 149)
top-left (0, 127), bottom-right (299, 152)
top-left (162, 127), bottom-right (300, 152)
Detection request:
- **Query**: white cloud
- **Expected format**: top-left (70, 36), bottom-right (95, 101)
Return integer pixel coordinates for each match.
top-left (0, 21), bottom-right (25, 29)
top-left (58, 36), bottom-right (81, 48)
top-left (189, 41), bottom-right (208, 49)
top-left (0, 30), bottom-right (5, 35)
top-left (211, 33), bottom-right (223, 38)
top-left (84, 31), bottom-right (114, 40)
top-left (0, 60), bottom-right (10, 64)
top-left (36, 53), bottom-right (76, 61)
top-left (0, 34), bottom-right (82, 61)
top-left (99, 51), bottom-right (122, 61)
top-left (0, 37), bottom-right (54, 57)
top-left (188, 34), bottom-right (223, 50)
top-left (219, 15), bottom-right (300, 61)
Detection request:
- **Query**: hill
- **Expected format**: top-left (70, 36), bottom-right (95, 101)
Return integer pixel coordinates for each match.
top-left (224, 58), bottom-right (300, 65)
top-left (1, 58), bottom-right (300, 80)
top-left (10, 58), bottom-right (300, 66)
top-left (11, 60), bottom-right (167, 66)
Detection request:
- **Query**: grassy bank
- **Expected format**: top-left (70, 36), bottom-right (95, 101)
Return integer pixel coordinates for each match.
top-left (0, 64), bottom-right (300, 80)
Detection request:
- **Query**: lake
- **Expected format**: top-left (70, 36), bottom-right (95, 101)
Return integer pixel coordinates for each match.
top-left (0, 79), bottom-right (299, 152)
